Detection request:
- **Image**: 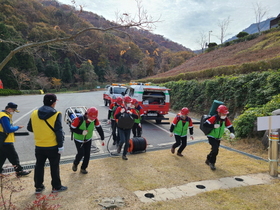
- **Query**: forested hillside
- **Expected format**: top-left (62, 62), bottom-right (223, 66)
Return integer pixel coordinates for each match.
top-left (0, 0), bottom-right (194, 90)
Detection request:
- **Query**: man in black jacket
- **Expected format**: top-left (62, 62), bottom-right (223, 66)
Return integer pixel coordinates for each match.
top-left (27, 94), bottom-right (67, 194)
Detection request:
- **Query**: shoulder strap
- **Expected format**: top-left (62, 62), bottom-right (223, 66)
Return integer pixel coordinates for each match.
top-left (44, 119), bottom-right (55, 132)
top-left (77, 115), bottom-right (85, 128)
top-left (70, 115), bottom-right (84, 141)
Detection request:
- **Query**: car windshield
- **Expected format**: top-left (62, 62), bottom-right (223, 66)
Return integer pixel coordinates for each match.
top-left (113, 87), bottom-right (127, 94)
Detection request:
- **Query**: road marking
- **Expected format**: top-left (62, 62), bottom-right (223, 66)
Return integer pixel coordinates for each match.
top-left (14, 107), bottom-right (38, 123)
top-left (93, 131), bottom-right (106, 153)
top-left (146, 121), bottom-right (170, 134)
top-left (157, 142), bottom-right (174, 146)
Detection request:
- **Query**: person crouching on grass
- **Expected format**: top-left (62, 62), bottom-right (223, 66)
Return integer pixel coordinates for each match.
top-left (170, 107), bottom-right (194, 157)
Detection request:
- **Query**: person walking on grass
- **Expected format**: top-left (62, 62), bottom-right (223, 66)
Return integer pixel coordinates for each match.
top-left (27, 94), bottom-right (67, 194)
top-left (203, 105), bottom-right (235, 170)
top-left (170, 107), bottom-right (194, 157)
top-left (71, 107), bottom-right (104, 174)
top-left (0, 102), bottom-right (31, 177)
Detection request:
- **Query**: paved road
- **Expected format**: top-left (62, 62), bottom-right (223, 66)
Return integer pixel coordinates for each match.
top-left (0, 91), bottom-right (207, 165)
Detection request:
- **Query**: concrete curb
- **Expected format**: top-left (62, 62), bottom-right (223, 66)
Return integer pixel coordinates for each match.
top-left (134, 173), bottom-right (273, 203)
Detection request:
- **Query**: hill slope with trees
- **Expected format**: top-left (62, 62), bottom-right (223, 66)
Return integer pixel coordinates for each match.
top-left (0, 0), bottom-right (194, 90)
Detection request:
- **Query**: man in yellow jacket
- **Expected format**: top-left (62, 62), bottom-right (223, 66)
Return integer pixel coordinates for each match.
top-left (27, 94), bottom-right (67, 194)
top-left (0, 102), bottom-right (31, 177)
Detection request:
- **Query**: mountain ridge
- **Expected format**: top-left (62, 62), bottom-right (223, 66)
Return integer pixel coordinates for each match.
top-left (225, 17), bottom-right (276, 42)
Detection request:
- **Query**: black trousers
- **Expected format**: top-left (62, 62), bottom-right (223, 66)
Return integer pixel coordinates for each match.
top-left (0, 143), bottom-right (23, 173)
top-left (118, 128), bottom-right (131, 156)
top-left (132, 123), bottom-right (142, 137)
top-left (172, 135), bottom-right (187, 153)
top-left (74, 140), bottom-right (92, 170)
top-left (206, 137), bottom-right (221, 164)
top-left (111, 120), bottom-right (119, 144)
top-left (34, 148), bottom-right (62, 189)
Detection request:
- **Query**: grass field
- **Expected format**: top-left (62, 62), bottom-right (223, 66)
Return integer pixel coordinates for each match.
top-left (2, 141), bottom-right (280, 210)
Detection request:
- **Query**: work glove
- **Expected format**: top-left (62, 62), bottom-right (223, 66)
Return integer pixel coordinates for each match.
top-left (190, 135), bottom-right (194, 140)
top-left (214, 124), bottom-right (220, 128)
top-left (120, 108), bottom-right (125, 113)
top-left (170, 132), bottom-right (173, 137)
top-left (229, 133), bottom-right (235, 139)
top-left (58, 147), bottom-right (64, 154)
top-left (82, 130), bottom-right (88, 135)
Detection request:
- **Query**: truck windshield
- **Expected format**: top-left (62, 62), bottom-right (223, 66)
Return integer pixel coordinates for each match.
top-left (113, 87), bottom-right (127, 94)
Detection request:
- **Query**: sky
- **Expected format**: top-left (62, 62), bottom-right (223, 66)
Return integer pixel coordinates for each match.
top-left (58, 0), bottom-right (280, 50)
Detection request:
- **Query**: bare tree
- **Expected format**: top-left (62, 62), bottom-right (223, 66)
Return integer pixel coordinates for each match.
top-left (253, 2), bottom-right (268, 33)
top-left (196, 31), bottom-right (207, 53)
top-left (216, 16), bottom-right (232, 44)
top-left (36, 75), bottom-right (51, 91)
top-left (10, 67), bottom-right (30, 90)
top-left (0, 0), bottom-right (159, 72)
top-left (27, 73), bottom-right (38, 90)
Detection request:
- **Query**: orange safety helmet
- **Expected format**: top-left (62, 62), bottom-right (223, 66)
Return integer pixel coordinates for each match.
top-left (86, 107), bottom-right (98, 120)
top-left (131, 98), bottom-right (138, 105)
top-left (180, 107), bottom-right (189, 115)
top-left (123, 96), bottom-right (132, 103)
top-left (217, 105), bottom-right (229, 114)
top-left (115, 97), bottom-right (123, 105)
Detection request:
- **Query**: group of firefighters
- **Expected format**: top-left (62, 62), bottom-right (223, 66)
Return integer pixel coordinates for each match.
top-left (105, 95), bottom-right (235, 170)
top-left (106, 95), bottom-right (144, 160)
top-left (0, 97), bottom-right (235, 190)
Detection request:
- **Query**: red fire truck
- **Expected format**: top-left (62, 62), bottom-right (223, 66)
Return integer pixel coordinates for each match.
top-left (126, 83), bottom-right (170, 123)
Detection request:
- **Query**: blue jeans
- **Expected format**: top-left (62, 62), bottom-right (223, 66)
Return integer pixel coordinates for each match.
top-left (118, 128), bottom-right (131, 156)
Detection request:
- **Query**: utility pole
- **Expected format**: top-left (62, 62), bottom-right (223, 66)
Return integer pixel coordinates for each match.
top-left (208, 30), bottom-right (212, 46)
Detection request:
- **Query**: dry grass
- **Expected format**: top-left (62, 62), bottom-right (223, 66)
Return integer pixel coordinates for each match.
top-left (147, 30), bottom-right (280, 79)
top-left (4, 141), bottom-right (280, 210)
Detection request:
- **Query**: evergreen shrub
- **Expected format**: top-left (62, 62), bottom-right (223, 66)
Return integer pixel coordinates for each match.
top-left (163, 70), bottom-right (280, 138)
top-left (233, 94), bottom-right (280, 138)
top-left (0, 89), bottom-right (22, 96)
